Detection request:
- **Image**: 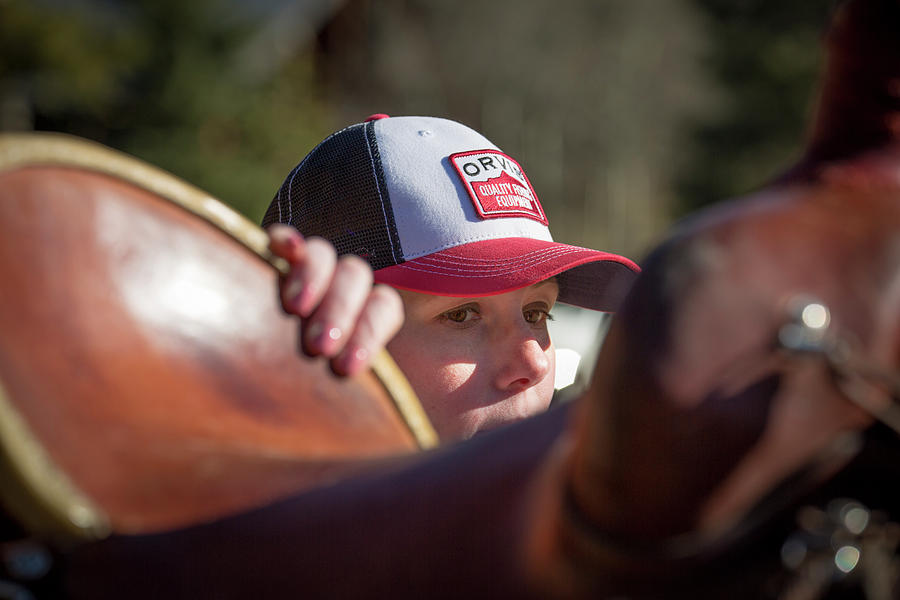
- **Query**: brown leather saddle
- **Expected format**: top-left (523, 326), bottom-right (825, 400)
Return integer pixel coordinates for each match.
top-left (0, 133), bottom-right (436, 544)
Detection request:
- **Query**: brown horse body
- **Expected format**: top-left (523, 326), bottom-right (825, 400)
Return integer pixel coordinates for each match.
top-left (2, 0), bottom-right (899, 597)
top-left (558, 1), bottom-right (900, 592)
top-left (60, 184), bottom-right (899, 598)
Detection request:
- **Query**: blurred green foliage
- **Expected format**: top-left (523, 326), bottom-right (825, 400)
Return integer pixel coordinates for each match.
top-left (0, 0), bottom-right (333, 221)
top-left (676, 0), bottom-right (838, 214)
top-left (1, 0), bottom-right (845, 224)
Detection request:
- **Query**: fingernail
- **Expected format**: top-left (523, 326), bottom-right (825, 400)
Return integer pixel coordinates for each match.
top-left (321, 327), bottom-right (342, 354)
top-left (304, 322), bottom-right (323, 354)
top-left (336, 346), bottom-right (369, 376)
top-left (319, 327), bottom-right (343, 356)
top-left (347, 348), bottom-right (369, 374)
top-left (270, 226), bottom-right (290, 246)
top-left (309, 324), bottom-right (342, 355)
top-left (349, 347), bottom-right (369, 374)
top-left (284, 279), bottom-right (303, 308)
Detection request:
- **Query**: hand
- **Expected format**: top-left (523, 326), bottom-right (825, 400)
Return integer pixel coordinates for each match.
top-left (267, 224), bottom-right (404, 376)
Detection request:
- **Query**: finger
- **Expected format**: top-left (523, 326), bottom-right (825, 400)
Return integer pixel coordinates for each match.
top-left (302, 254), bottom-right (373, 357)
top-left (331, 284), bottom-right (405, 376)
top-left (281, 237), bottom-right (337, 318)
top-left (267, 224), bottom-right (306, 263)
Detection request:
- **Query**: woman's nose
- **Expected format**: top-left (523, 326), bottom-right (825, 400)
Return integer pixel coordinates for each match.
top-left (492, 330), bottom-right (552, 393)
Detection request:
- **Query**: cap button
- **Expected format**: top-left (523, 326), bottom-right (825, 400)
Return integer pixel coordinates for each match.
top-left (364, 113), bottom-right (390, 122)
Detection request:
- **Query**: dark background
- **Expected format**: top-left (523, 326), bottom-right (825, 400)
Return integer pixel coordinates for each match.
top-left (0, 0), bottom-right (838, 260)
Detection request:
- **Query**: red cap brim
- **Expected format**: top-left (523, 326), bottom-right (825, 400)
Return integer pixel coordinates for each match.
top-left (373, 238), bottom-right (640, 312)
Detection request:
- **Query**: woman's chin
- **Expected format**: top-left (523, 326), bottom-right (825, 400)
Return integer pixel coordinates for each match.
top-left (469, 414), bottom-right (531, 438)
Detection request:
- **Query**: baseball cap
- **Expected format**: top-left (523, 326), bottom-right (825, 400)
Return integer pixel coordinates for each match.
top-left (262, 114), bottom-right (639, 311)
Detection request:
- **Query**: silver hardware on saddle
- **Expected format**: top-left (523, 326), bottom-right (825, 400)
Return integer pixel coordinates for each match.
top-left (778, 297), bottom-right (900, 437)
top-left (778, 297), bottom-right (832, 354)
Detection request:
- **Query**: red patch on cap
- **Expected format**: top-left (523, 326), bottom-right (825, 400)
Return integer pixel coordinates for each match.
top-left (365, 113), bottom-right (390, 121)
top-left (449, 150), bottom-right (547, 224)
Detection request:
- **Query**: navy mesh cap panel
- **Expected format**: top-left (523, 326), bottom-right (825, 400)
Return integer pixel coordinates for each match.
top-left (262, 121), bottom-right (403, 270)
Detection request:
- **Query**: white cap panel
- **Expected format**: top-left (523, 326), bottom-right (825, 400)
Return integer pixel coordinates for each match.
top-left (374, 116), bottom-right (553, 260)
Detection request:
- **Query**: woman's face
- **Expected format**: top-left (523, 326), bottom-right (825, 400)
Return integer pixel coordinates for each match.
top-left (386, 280), bottom-right (558, 441)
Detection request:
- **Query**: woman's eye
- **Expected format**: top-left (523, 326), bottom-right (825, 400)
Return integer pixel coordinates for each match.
top-left (445, 309), bottom-right (469, 323)
top-left (523, 308), bottom-right (553, 325)
top-left (442, 306), bottom-right (479, 324)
